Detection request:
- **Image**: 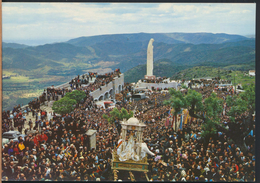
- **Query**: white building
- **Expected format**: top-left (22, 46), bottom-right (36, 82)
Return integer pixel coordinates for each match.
top-left (134, 39), bottom-right (178, 91)
top-left (90, 73), bottom-right (124, 101)
top-left (249, 70), bottom-right (255, 76)
top-left (135, 78), bottom-right (178, 90)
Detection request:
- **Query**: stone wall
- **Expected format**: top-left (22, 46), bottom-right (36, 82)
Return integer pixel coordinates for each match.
top-left (113, 73), bottom-right (124, 94)
top-left (136, 81), bottom-right (177, 90)
top-left (90, 82), bottom-right (113, 100)
top-left (90, 73), bottom-right (124, 101)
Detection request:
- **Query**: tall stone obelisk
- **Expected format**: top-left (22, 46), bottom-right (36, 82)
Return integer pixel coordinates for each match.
top-left (145, 38), bottom-right (156, 80)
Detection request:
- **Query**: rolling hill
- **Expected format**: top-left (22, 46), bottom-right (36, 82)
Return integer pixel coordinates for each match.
top-left (3, 42), bottom-right (29, 49)
top-left (3, 33), bottom-right (255, 80)
top-left (122, 39), bottom-right (255, 82)
top-left (124, 59), bottom-right (187, 83)
top-left (2, 32), bottom-right (255, 111)
top-left (3, 33), bottom-right (254, 73)
top-left (171, 66), bottom-right (255, 86)
top-left (67, 32), bottom-right (251, 47)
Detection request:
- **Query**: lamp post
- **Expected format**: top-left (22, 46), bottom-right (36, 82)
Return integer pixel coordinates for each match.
top-left (233, 71), bottom-right (236, 95)
top-left (218, 69), bottom-right (220, 81)
top-left (234, 72), bottom-right (236, 94)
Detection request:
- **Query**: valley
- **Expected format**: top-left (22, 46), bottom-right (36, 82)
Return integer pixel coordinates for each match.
top-left (2, 32), bottom-right (255, 111)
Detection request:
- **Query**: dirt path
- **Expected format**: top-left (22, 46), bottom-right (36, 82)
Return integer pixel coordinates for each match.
top-left (17, 102), bottom-right (54, 134)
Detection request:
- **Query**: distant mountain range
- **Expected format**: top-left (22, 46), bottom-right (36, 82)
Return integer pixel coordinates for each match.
top-left (66, 32), bottom-right (251, 46)
top-left (3, 42), bottom-right (29, 49)
top-left (3, 32), bottom-right (255, 82)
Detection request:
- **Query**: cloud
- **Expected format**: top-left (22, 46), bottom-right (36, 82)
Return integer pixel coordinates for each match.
top-left (157, 3), bottom-right (172, 12)
top-left (2, 3), bottom-right (256, 45)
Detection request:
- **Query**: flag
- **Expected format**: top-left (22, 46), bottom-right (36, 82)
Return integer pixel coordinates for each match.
top-left (187, 116), bottom-right (191, 125)
top-left (165, 117), bottom-right (169, 126)
top-left (180, 113), bottom-right (183, 130)
top-left (172, 116), bottom-right (175, 128)
top-left (184, 109), bottom-right (189, 125)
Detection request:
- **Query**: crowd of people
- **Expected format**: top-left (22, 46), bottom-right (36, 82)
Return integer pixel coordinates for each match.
top-left (27, 87), bottom-right (69, 111)
top-left (2, 71), bottom-right (255, 181)
top-left (70, 70), bottom-right (122, 92)
top-left (2, 105), bottom-right (26, 134)
top-left (141, 77), bottom-right (169, 84)
top-left (2, 69), bottom-right (122, 181)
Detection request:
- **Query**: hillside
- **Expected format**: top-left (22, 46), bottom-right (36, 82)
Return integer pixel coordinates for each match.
top-left (67, 32), bottom-right (250, 46)
top-left (171, 66), bottom-right (255, 86)
top-left (172, 66), bottom-right (232, 80)
top-left (124, 40), bottom-right (255, 83)
top-left (116, 40), bottom-right (255, 73)
top-left (2, 32), bottom-right (255, 111)
top-left (124, 59), bottom-right (188, 83)
top-left (3, 42), bottom-right (29, 49)
top-left (3, 33), bottom-right (254, 74)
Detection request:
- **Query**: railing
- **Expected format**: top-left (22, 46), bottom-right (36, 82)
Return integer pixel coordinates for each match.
top-left (18, 73), bottom-right (123, 111)
top-left (89, 82), bottom-right (113, 98)
top-left (89, 73), bottom-right (124, 100)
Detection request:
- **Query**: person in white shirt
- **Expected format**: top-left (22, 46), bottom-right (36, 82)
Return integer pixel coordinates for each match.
top-left (47, 112), bottom-right (52, 122)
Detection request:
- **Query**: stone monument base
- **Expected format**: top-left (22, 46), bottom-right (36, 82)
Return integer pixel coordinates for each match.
top-left (112, 151), bottom-right (149, 172)
top-left (144, 75), bottom-right (156, 80)
top-left (86, 129), bottom-right (97, 150)
top-left (112, 160), bottom-right (149, 172)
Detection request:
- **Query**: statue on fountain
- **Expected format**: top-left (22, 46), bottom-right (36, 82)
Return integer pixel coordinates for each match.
top-left (115, 117), bottom-right (155, 162)
top-left (119, 135), bottom-right (140, 161)
top-left (112, 117), bottom-right (155, 171)
top-left (111, 117), bottom-right (155, 181)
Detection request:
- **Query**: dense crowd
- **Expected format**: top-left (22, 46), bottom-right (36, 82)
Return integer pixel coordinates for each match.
top-left (70, 70), bottom-right (121, 92)
top-left (2, 72), bottom-right (255, 181)
top-left (141, 77), bottom-right (169, 84)
top-left (2, 70), bottom-right (122, 181)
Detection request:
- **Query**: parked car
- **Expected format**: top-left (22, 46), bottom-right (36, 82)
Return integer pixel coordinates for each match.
top-left (2, 131), bottom-right (26, 142)
top-left (96, 100), bottom-right (115, 109)
top-left (131, 93), bottom-right (149, 101)
top-left (26, 130), bottom-right (37, 135)
top-left (2, 138), bottom-right (10, 147)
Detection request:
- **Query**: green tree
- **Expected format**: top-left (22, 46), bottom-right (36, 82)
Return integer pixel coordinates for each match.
top-left (164, 88), bottom-right (186, 131)
top-left (182, 90), bottom-right (223, 141)
top-left (239, 83), bottom-right (255, 116)
top-left (201, 92), bottom-right (224, 140)
top-left (221, 83), bottom-right (255, 152)
top-left (52, 97), bottom-right (77, 115)
top-left (165, 88), bottom-right (222, 139)
top-left (184, 89), bottom-right (204, 119)
top-left (165, 84), bottom-right (255, 152)
top-left (64, 90), bottom-right (86, 103)
top-left (102, 107), bottom-right (133, 123)
top-left (226, 95), bottom-right (247, 122)
top-left (181, 84), bottom-right (188, 89)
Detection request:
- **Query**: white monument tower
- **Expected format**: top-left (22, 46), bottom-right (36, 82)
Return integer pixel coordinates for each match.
top-left (145, 38), bottom-right (156, 80)
top-left (134, 38), bottom-right (179, 91)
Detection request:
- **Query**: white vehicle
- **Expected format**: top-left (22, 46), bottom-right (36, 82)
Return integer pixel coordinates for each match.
top-left (160, 90), bottom-right (169, 93)
top-left (96, 101), bottom-right (115, 109)
top-left (131, 93), bottom-right (149, 101)
top-left (2, 131), bottom-right (26, 144)
top-left (2, 138), bottom-right (10, 147)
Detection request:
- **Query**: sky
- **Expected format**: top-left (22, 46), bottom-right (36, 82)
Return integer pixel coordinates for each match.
top-left (2, 3), bottom-right (256, 46)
